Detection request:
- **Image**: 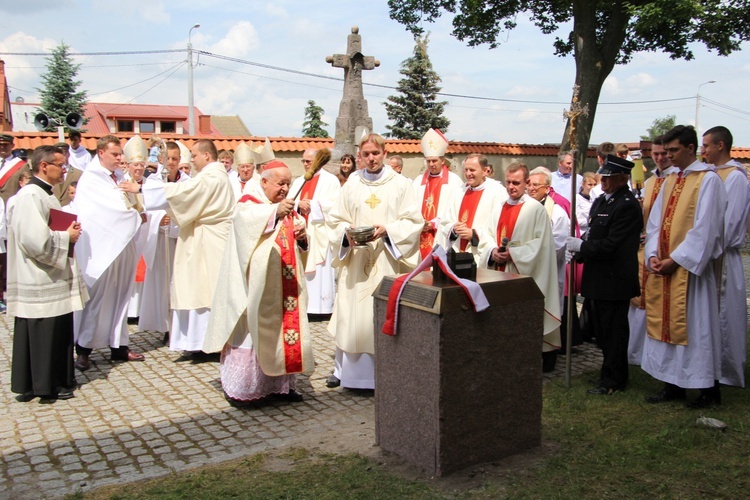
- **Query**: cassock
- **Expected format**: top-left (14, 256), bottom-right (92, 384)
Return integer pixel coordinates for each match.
top-left (289, 168), bottom-right (340, 315)
top-left (74, 157), bottom-right (142, 351)
top-left (142, 161), bottom-right (234, 352)
top-left (412, 167), bottom-right (463, 260)
top-left (441, 180), bottom-right (508, 265)
top-left (327, 165), bottom-right (422, 389)
top-left (714, 159), bottom-right (750, 387)
top-left (482, 194), bottom-right (562, 351)
top-left (8, 177), bottom-right (88, 397)
top-left (204, 193), bottom-right (314, 401)
top-left (627, 166), bottom-right (679, 365)
top-left (642, 162), bottom-right (727, 389)
top-left (138, 170), bottom-right (190, 334)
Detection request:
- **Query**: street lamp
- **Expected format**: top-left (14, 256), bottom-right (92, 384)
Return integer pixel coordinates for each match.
top-left (188, 23), bottom-right (201, 137)
top-left (695, 80), bottom-right (716, 139)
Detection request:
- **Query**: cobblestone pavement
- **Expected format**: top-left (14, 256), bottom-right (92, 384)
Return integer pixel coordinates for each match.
top-left (0, 306), bottom-right (607, 498)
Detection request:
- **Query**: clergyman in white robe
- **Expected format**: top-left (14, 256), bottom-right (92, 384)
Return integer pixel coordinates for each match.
top-left (641, 161), bottom-right (727, 390)
top-left (141, 161), bottom-right (234, 352)
top-left (327, 165), bottom-right (423, 389)
top-left (289, 168), bottom-right (340, 315)
top-left (74, 155), bottom-right (142, 359)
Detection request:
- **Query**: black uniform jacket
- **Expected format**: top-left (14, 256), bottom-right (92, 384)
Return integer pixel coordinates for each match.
top-left (577, 184), bottom-right (643, 301)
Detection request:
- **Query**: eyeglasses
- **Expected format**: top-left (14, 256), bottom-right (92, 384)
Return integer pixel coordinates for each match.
top-left (44, 161), bottom-right (66, 168)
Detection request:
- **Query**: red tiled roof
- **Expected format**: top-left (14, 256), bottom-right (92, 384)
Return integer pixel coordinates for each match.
top-left (9, 132), bottom-right (750, 161)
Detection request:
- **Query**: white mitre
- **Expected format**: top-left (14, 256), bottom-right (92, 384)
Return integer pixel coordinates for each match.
top-left (123, 135), bottom-right (148, 164)
top-left (421, 128), bottom-right (449, 158)
top-left (253, 137), bottom-right (275, 164)
top-left (176, 140), bottom-right (191, 165)
top-left (234, 142), bottom-right (256, 165)
top-left (354, 125), bottom-right (370, 147)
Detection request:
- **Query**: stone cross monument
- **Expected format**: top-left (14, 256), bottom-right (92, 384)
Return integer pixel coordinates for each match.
top-left (326, 26), bottom-right (380, 162)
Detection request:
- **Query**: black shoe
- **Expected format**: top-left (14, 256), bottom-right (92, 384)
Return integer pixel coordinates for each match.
top-left (587, 386), bottom-right (618, 395)
top-left (15, 392), bottom-right (35, 403)
top-left (326, 375), bottom-right (341, 388)
top-left (645, 385), bottom-right (686, 404)
top-left (38, 396), bottom-right (57, 404)
top-left (687, 389), bottom-right (721, 409)
top-left (162, 331), bottom-right (169, 346)
top-left (224, 392), bottom-right (265, 408)
top-left (274, 390), bottom-right (304, 402)
top-left (56, 387), bottom-right (76, 400)
top-left (75, 354), bottom-right (91, 372)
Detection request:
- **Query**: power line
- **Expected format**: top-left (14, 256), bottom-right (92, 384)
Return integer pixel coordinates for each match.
top-left (88, 61), bottom-right (186, 96)
top-left (0, 49), bottom-right (183, 56)
top-left (3, 47), bottom-right (746, 111)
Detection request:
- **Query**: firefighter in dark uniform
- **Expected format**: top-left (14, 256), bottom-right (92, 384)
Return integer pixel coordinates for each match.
top-left (566, 155), bottom-right (643, 395)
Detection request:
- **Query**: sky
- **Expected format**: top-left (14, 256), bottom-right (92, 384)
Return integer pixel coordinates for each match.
top-left (2, 0), bottom-right (750, 147)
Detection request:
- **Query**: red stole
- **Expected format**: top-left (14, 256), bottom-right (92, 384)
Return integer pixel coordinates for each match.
top-left (299, 174), bottom-right (321, 222)
top-left (419, 168), bottom-right (450, 258)
top-left (238, 193), bottom-right (304, 372)
top-left (495, 201), bottom-right (523, 271)
top-left (277, 215), bottom-right (303, 373)
top-left (135, 256), bottom-right (147, 283)
top-left (0, 158), bottom-right (27, 188)
top-left (457, 188), bottom-right (484, 251)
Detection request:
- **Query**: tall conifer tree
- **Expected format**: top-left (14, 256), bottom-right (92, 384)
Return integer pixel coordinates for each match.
top-left (302, 100), bottom-right (330, 138)
top-left (36, 43), bottom-right (88, 131)
top-left (385, 35), bottom-right (449, 139)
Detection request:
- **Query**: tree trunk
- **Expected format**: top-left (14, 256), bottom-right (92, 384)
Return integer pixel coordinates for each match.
top-left (561, 0), bottom-right (631, 172)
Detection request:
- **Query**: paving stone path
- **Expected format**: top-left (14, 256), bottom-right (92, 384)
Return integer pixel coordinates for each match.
top-left (0, 301), bottom-right (663, 498)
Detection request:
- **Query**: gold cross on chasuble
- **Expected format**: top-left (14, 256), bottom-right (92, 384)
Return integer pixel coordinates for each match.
top-left (365, 193), bottom-right (381, 209)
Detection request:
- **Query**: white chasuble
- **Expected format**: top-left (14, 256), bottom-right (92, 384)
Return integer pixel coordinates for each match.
top-left (482, 195), bottom-right (561, 351)
top-left (327, 166), bottom-right (422, 355)
top-left (204, 198), bottom-right (314, 376)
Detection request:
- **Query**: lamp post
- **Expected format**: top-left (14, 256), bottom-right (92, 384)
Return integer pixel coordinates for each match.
top-left (187, 23), bottom-right (200, 137)
top-left (695, 80), bottom-right (716, 140)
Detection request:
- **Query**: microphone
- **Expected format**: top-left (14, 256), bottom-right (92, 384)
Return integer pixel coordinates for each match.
top-left (499, 237), bottom-right (509, 252)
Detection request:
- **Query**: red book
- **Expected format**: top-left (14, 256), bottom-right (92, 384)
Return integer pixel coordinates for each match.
top-left (48, 208), bottom-right (77, 257)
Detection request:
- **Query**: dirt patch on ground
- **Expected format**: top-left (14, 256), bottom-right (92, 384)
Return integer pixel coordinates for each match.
top-left (281, 418), bottom-right (558, 494)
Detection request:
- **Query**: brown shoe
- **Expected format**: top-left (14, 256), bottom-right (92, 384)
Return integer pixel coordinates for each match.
top-left (75, 354), bottom-right (91, 371)
top-left (111, 347), bottom-right (145, 362)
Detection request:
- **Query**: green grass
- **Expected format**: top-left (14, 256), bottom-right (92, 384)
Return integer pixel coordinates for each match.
top-left (74, 367), bottom-right (750, 500)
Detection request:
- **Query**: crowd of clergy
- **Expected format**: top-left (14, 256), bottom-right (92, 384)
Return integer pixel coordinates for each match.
top-left (2, 121), bottom-right (748, 409)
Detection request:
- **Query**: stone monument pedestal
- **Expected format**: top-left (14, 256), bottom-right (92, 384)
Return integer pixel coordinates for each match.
top-left (373, 269), bottom-right (544, 477)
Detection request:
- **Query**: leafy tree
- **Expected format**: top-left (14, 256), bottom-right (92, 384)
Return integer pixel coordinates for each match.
top-left (641, 114), bottom-right (676, 141)
top-left (384, 35), bottom-right (450, 139)
top-left (36, 43), bottom-right (88, 132)
top-left (302, 100), bottom-right (330, 138)
top-left (389, 0), bottom-right (750, 168)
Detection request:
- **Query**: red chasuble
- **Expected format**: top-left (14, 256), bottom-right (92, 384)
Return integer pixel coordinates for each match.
top-left (495, 201), bottom-right (523, 271)
top-left (298, 174), bottom-right (321, 223)
top-left (419, 167), bottom-right (450, 259)
top-left (457, 188), bottom-right (484, 251)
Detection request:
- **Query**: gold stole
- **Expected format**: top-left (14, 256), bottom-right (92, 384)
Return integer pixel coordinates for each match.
top-left (631, 176), bottom-right (667, 308)
top-left (716, 166), bottom-right (737, 182)
top-left (645, 171), bottom-right (707, 345)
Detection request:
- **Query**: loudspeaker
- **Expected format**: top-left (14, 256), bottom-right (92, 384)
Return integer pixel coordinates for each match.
top-left (34, 113), bottom-right (50, 131)
top-left (65, 112), bottom-right (83, 129)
